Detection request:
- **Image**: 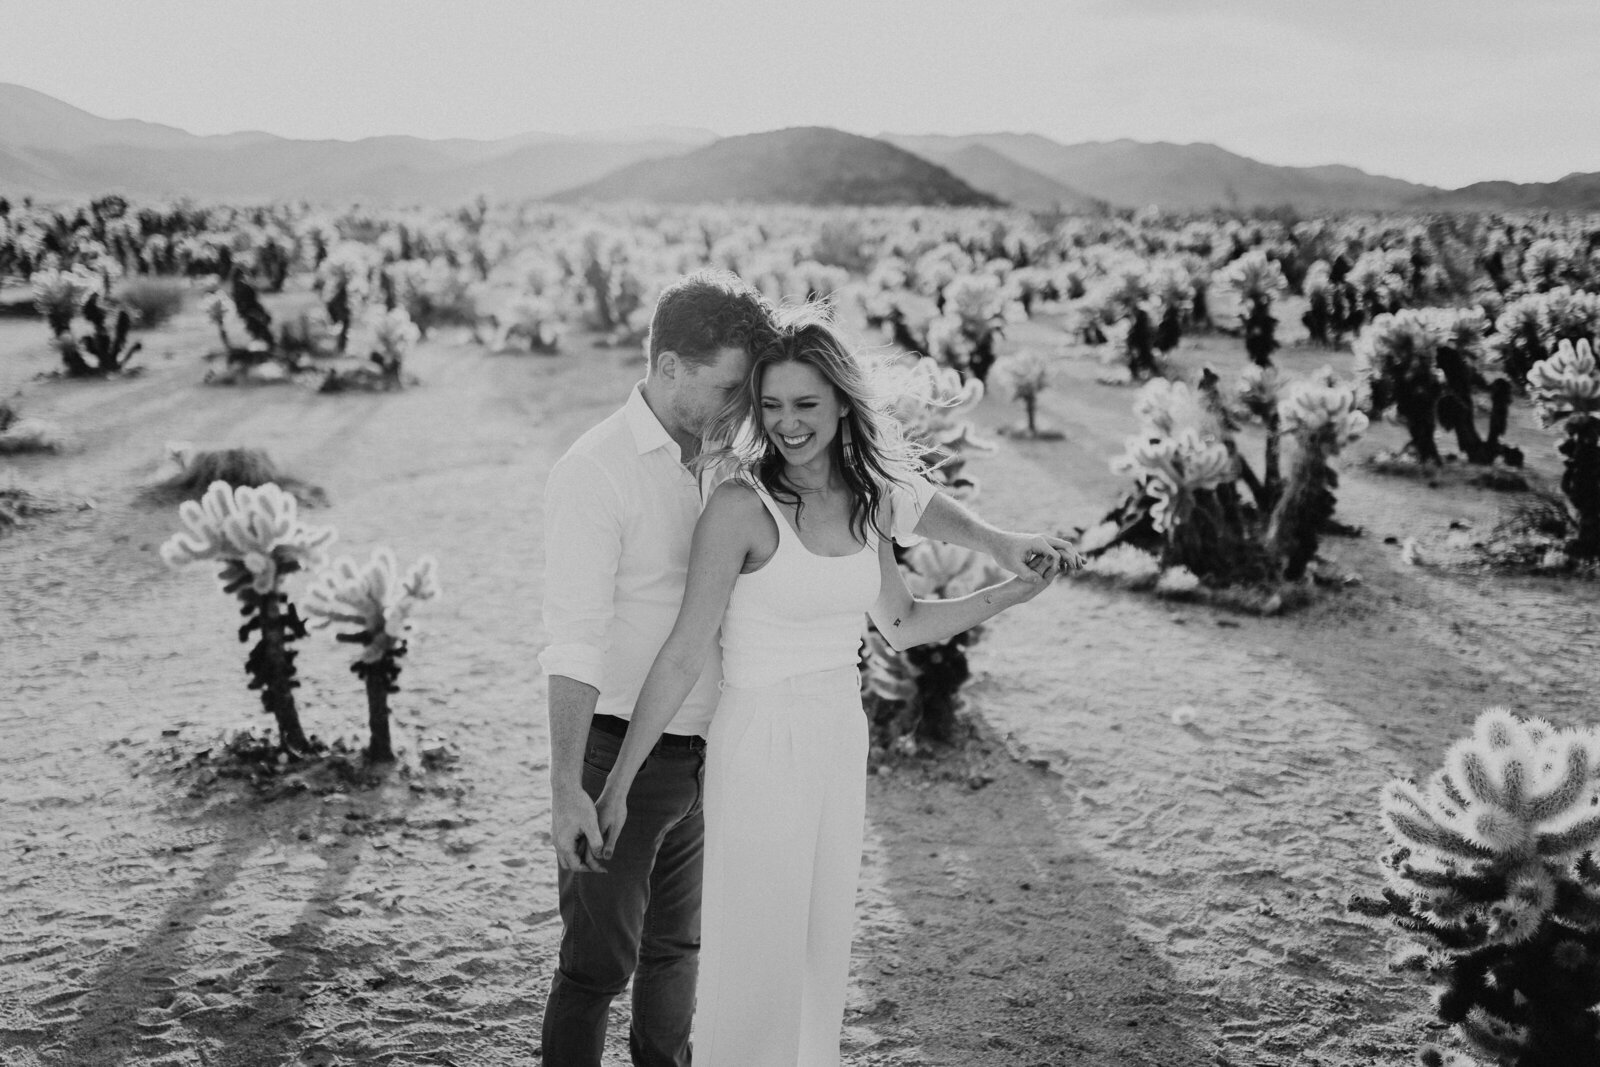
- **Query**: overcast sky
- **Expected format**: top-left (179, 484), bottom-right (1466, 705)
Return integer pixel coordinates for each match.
top-left (6, 0), bottom-right (1594, 188)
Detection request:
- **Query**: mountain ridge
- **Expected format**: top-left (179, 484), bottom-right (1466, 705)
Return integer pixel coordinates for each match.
top-left (3, 84), bottom-right (1598, 210)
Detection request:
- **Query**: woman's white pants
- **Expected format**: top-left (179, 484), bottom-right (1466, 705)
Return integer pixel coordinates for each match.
top-left (693, 666), bottom-right (868, 1067)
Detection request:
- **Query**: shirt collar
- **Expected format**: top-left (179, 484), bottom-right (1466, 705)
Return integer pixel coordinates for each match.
top-left (623, 381), bottom-right (682, 460)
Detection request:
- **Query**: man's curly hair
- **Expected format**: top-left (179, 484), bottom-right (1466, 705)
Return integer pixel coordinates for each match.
top-left (646, 269), bottom-right (779, 373)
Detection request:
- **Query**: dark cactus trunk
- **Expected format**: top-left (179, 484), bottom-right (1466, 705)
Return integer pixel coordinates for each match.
top-left (1126, 307), bottom-right (1156, 379)
top-left (238, 581), bottom-right (312, 756)
top-left (1396, 379), bottom-right (1443, 464)
top-left (365, 670), bottom-right (395, 762)
top-left (1267, 443), bottom-right (1334, 581)
top-left (1561, 417), bottom-right (1600, 559)
top-left (347, 644), bottom-right (405, 763)
top-left (1243, 298), bottom-right (1279, 367)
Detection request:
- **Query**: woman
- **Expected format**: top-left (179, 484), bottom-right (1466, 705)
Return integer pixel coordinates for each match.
top-left (594, 307), bottom-right (1057, 1065)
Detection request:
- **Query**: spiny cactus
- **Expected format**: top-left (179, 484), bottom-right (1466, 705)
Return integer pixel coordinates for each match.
top-left (1526, 339), bottom-right (1600, 558)
top-left (304, 549), bottom-right (440, 762)
top-left (861, 541), bottom-right (1001, 750)
top-left (1265, 371), bottom-right (1367, 579)
top-left (161, 481), bottom-right (336, 756)
top-left (990, 350), bottom-right (1056, 438)
top-left (74, 293), bottom-right (142, 375)
top-left (1350, 708), bottom-right (1600, 1067)
top-left (880, 355), bottom-right (992, 494)
top-left (1220, 250), bottom-right (1287, 367)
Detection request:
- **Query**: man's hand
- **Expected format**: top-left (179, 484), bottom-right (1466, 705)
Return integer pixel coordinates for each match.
top-left (994, 531), bottom-right (1082, 582)
top-left (552, 785), bottom-right (607, 873)
top-left (595, 783), bottom-right (628, 862)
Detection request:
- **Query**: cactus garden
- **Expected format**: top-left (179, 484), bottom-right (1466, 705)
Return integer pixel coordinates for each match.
top-left (3, 189), bottom-right (1599, 1067)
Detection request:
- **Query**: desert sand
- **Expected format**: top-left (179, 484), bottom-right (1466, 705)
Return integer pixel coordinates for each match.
top-left (3, 286), bottom-right (1596, 1066)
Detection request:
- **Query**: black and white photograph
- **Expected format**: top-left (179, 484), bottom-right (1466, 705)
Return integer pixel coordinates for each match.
top-left (4, 2), bottom-right (1600, 1065)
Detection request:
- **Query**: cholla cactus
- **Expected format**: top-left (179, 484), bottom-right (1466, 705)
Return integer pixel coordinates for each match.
top-left (304, 549), bottom-right (440, 761)
top-left (1266, 371), bottom-right (1367, 579)
top-left (30, 266), bottom-right (92, 337)
top-left (1488, 287), bottom-right (1600, 388)
top-left (881, 355), bottom-right (991, 492)
top-left (1112, 429), bottom-right (1235, 535)
top-left (161, 482), bottom-right (336, 755)
top-left (1526, 340), bottom-right (1600, 557)
top-left (1527, 339), bottom-right (1600, 425)
top-left (1355, 310), bottom-right (1448, 463)
top-left (932, 272), bottom-right (1012, 383)
top-left (368, 306), bottom-right (420, 376)
top-left (1351, 708), bottom-right (1600, 1067)
top-left (1521, 237), bottom-right (1577, 293)
top-left (1220, 250), bottom-right (1287, 367)
top-left (861, 540), bottom-right (1000, 749)
top-left (1278, 371), bottom-right (1369, 450)
top-left (990, 350), bottom-right (1054, 437)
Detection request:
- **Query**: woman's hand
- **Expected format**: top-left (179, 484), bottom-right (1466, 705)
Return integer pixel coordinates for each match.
top-left (1004, 567), bottom-right (1058, 604)
top-left (595, 782), bottom-right (629, 862)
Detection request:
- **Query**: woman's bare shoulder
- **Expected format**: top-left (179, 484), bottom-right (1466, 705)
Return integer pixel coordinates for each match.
top-left (702, 479), bottom-right (768, 528)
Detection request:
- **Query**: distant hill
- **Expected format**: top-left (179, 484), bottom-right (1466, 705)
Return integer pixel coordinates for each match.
top-left (922, 144), bottom-right (1101, 212)
top-left (551, 127), bottom-right (1002, 207)
top-left (1412, 171), bottom-right (1600, 212)
top-left (4, 83), bottom-right (1599, 211)
top-left (883, 132), bottom-right (1439, 212)
top-left (0, 82), bottom-right (707, 203)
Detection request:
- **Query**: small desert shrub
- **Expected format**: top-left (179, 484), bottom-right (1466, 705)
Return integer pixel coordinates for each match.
top-left (142, 446), bottom-right (324, 507)
top-left (115, 277), bottom-right (185, 329)
top-left (0, 411), bottom-right (68, 453)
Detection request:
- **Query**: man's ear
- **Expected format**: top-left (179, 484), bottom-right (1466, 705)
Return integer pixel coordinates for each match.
top-left (656, 350), bottom-right (680, 382)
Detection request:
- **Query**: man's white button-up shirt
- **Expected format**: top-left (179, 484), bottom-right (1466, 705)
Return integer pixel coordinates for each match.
top-left (539, 382), bottom-right (934, 738)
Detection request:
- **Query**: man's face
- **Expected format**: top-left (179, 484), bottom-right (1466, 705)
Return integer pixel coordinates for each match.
top-left (671, 345), bottom-right (751, 438)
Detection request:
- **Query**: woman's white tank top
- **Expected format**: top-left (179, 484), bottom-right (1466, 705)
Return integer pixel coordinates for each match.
top-left (719, 485), bottom-right (882, 689)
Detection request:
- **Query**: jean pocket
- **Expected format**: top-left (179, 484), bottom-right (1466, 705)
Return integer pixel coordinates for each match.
top-left (582, 732), bottom-right (620, 774)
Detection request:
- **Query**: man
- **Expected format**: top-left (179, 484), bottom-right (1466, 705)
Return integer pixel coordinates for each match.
top-left (539, 270), bottom-right (1072, 1066)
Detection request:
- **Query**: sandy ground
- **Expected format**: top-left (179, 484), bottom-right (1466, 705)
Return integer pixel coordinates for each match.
top-left (3, 287), bottom-right (1597, 1067)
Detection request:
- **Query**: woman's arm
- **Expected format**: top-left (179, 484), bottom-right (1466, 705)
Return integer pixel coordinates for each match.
top-left (594, 482), bottom-right (760, 857)
top-left (868, 535), bottom-right (1054, 652)
top-left (913, 488), bottom-right (1080, 581)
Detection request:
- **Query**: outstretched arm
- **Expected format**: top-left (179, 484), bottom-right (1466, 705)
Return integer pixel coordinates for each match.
top-left (912, 488), bottom-right (1081, 582)
top-left (593, 484), bottom-right (758, 858)
top-left (868, 535), bottom-right (1055, 652)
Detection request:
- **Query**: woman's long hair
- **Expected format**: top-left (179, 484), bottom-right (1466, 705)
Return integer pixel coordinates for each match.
top-left (697, 303), bottom-right (925, 543)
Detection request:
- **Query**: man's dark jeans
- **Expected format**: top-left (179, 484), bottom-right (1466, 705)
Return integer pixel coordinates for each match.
top-left (541, 723), bottom-right (706, 1067)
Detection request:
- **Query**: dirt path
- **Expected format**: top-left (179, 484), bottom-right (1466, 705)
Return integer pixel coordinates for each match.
top-left (3, 299), bottom-right (1596, 1066)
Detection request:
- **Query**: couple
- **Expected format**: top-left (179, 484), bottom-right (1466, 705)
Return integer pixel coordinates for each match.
top-left (538, 270), bottom-right (1073, 1066)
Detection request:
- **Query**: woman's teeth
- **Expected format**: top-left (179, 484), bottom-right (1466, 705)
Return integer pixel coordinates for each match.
top-left (781, 433), bottom-right (812, 448)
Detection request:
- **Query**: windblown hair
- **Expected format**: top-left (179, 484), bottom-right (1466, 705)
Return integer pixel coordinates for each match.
top-left (699, 303), bottom-right (924, 543)
top-left (647, 269), bottom-right (777, 373)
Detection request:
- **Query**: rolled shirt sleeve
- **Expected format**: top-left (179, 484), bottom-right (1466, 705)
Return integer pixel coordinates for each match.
top-left (537, 453), bottom-right (621, 691)
top-left (888, 474), bottom-right (939, 546)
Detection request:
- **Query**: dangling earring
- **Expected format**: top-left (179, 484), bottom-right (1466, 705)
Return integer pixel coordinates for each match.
top-left (840, 415), bottom-right (855, 453)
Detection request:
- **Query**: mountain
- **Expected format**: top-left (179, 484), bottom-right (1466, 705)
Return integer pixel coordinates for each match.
top-left (1413, 171), bottom-right (1600, 212)
top-left (5, 83), bottom-right (1598, 211)
top-left (882, 132), bottom-right (1438, 211)
top-left (922, 144), bottom-right (1101, 211)
top-left (0, 82), bottom-right (701, 203)
top-left (552, 127), bottom-right (1000, 207)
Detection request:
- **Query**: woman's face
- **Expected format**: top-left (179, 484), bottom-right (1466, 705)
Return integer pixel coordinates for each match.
top-left (759, 360), bottom-right (845, 469)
